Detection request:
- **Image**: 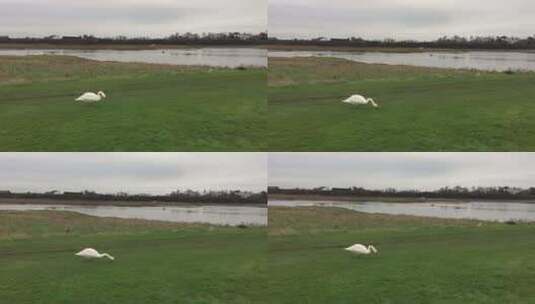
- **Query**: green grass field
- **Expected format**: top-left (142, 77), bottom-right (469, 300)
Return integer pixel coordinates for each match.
top-left (268, 207), bottom-right (535, 303)
top-left (0, 55), bottom-right (266, 151)
top-left (268, 57), bottom-right (535, 151)
top-left (0, 211), bottom-right (267, 304)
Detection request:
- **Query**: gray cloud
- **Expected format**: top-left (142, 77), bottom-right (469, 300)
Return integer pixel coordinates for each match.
top-left (0, 0), bottom-right (266, 37)
top-left (269, 153), bottom-right (535, 190)
top-left (269, 0), bottom-right (535, 40)
top-left (0, 153), bottom-right (266, 194)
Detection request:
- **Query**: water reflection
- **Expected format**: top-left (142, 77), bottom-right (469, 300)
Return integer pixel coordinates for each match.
top-left (269, 50), bottom-right (535, 71)
top-left (0, 204), bottom-right (267, 226)
top-left (269, 200), bottom-right (535, 222)
top-left (0, 48), bottom-right (267, 68)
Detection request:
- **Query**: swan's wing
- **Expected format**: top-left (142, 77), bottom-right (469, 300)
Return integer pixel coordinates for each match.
top-left (76, 93), bottom-right (89, 101)
top-left (76, 93), bottom-right (99, 102)
top-left (346, 244), bottom-right (366, 251)
top-left (76, 248), bottom-right (98, 256)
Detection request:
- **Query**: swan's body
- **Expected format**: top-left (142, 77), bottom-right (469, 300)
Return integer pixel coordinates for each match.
top-left (343, 95), bottom-right (379, 108)
top-left (76, 91), bottom-right (106, 103)
top-left (345, 244), bottom-right (378, 255)
top-left (75, 248), bottom-right (114, 260)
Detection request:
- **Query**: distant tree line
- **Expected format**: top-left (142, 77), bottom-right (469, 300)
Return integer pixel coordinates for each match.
top-left (269, 186), bottom-right (535, 201)
top-left (0, 189), bottom-right (267, 205)
top-left (268, 35), bottom-right (535, 50)
top-left (0, 32), bottom-right (268, 46)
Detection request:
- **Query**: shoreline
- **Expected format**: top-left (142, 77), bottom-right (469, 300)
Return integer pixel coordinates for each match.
top-left (268, 194), bottom-right (535, 204)
top-left (267, 44), bottom-right (535, 53)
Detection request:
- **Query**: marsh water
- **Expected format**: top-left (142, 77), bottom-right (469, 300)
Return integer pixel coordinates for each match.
top-left (0, 203), bottom-right (267, 226)
top-left (269, 50), bottom-right (535, 71)
top-left (269, 200), bottom-right (535, 222)
top-left (0, 48), bottom-right (267, 68)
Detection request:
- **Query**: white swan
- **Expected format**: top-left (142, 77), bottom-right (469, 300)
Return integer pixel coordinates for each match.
top-left (75, 91), bottom-right (106, 103)
top-left (345, 244), bottom-right (378, 255)
top-left (75, 248), bottom-right (115, 261)
top-left (342, 95), bottom-right (379, 108)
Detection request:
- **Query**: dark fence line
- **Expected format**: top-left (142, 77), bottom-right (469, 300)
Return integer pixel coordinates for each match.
top-left (0, 191), bottom-right (267, 205)
top-left (0, 37), bottom-right (268, 47)
top-left (269, 187), bottom-right (535, 201)
top-left (3, 35), bottom-right (535, 50)
top-left (267, 37), bottom-right (535, 50)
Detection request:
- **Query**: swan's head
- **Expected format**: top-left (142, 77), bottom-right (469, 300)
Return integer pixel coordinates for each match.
top-left (369, 245), bottom-right (378, 254)
top-left (368, 98), bottom-right (379, 108)
top-left (98, 91), bottom-right (106, 98)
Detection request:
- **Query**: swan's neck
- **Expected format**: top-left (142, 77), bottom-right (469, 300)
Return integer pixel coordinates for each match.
top-left (368, 99), bottom-right (378, 107)
top-left (100, 253), bottom-right (114, 260)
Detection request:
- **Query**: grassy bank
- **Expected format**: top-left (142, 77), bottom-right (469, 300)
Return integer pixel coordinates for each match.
top-left (268, 57), bottom-right (535, 151)
top-left (0, 211), bottom-right (266, 304)
top-left (0, 55), bottom-right (266, 151)
top-left (268, 207), bottom-right (535, 303)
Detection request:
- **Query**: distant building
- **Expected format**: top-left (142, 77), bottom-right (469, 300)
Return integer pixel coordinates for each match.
top-left (62, 36), bottom-right (82, 41)
top-left (63, 191), bottom-right (83, 196)
top-left (237, 33), bottom-right (253, 40)
top-left (506, 187), bottom-right (524, 195)
top-left (205, 32), bottom-right (226, 40)
top-left (44, 35), bottom-right (60, 40)
top-left (258, 32), bottom-right (268, 40)
top-left (330, 38), bottom-right (350, 42)
top-left (268, 186), bottom-right (280, 192)
top-left (331, 188), bottom-right (352, 194)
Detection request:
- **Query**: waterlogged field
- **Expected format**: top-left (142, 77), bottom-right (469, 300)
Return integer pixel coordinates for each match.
top-left (0, 211), bottom-right (267, 304)
top-left (268, 207), bottom-right (535, 303)
top-left (0, 55), bottom-right (266, 151)
top-left (268, 57), bottom-right (535, 151)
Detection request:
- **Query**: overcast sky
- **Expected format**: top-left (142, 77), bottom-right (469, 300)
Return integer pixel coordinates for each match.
top-left (0, 153), bottom-right (266, 194)
top-left (269, 153), bottom-right (535, 191)
top-left (269, 0), bottom-right (535, 40)
top-left (0, 0), bottom-right (266, 38)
